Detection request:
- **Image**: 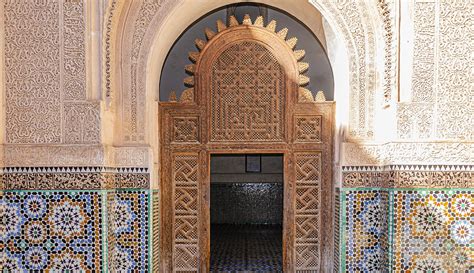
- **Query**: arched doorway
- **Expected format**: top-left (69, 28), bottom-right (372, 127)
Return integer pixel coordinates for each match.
top-left (159, 15), bottom-right (334, 272)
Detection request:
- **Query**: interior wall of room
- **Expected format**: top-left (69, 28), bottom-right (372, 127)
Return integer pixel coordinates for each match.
top-left (210, 155), bottom-right (283, 224)
top-left (211, 183), bottom-right (283, 224)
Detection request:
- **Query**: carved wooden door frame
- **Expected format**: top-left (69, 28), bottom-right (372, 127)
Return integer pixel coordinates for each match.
top-left (159, 16), bottom-right (334, 272)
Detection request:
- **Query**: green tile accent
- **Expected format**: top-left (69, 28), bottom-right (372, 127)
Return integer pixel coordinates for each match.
top-left (339, 187), bottom-right (473, 271)
top-left (340, 190), bottom-right (347, 273)
top-left (148, 190), bottom-right (153, 271)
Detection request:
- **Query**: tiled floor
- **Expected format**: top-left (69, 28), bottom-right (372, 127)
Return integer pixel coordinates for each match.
top-left (211, 224), bottom-right (283, 272)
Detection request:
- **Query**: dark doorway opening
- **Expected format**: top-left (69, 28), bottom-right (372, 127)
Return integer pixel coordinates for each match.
top-left (210, 154), bottom-right (283, 271)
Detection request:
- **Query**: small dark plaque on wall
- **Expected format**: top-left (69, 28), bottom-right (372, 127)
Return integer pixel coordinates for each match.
top-left (246, 155), bottom-right (261, 173)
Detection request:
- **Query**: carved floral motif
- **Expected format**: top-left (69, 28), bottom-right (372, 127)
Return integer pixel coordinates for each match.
top-left (4, 0), bottom-right (93, 145)
top-left (398, 0), bottom-right (473, 141)
top-left (63, 102), bottom-right (100, 144)
top-left (343, 168), bottom-right (473, 188)
top-left (2, 167), bottom-right (150, 190)
top-left (4, 1), bottom-right (62, 144)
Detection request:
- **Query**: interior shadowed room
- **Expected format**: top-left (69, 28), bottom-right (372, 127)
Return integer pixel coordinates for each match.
top-left (210, 154), bottom-right (284, 271)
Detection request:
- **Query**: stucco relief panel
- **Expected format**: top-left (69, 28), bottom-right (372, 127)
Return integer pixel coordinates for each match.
top-left (122, 0), bottom-right (162, 143)
top-left (3, 0), bottom-right (99, 146)
top-left (3, 145), bottom-right (105, 167)
top-left (397, 103), bottom-right (434, 139)
top-left (63, 0), bottom-right (86, 101)
top-left (4, 1), bottom-right (62, 144)
top-left (411, 1), bottom-right (436, 103)
top-left (111, 0), bottom-right (382, 144)
top-left (397, 1), bottom-right (436, 140)
top-left (342, 142), bottom-right (474, 166)
top-left (398, 0), bottom-right (473, 141)
top-left (63, 102), bottom-right (100, 144)
top-left (317, 0), bottom-right (377, 139)
top-left (436, 0), bottom-right (473, 140)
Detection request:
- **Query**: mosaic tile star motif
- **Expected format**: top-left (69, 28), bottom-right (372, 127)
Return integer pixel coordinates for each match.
top-left (1, 191), bottom-right (103, 271)
top-left (108, 190), bottom-right (150, 272)
top-left (344, 190), bottom-right (389, 272)
top-left (392, 190), bottom-right (473, 272)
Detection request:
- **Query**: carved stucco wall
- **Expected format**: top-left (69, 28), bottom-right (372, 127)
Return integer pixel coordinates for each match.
top-left (0, 0), bottom-right (471, 173)
top-left (0, 1), bottom-right (470, 172)
top-left (0, 0), bottom-right (152, 168)
top-left (105, 0), bottom-right (471, 168)
top-left (1, 0), bottom-right (104, 167)
top-left (107, 0), bottom-right (386, 144)
top-left (103, 0), bottom-right (410, 185)
top-left (397, 0), bottom-right (473, 141)
top-left (345, 0), bottom-right (473, 167)
top-left (4, 0), bottom-right (99, 144)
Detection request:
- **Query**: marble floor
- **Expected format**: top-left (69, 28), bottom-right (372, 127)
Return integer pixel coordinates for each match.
top-left (210, 224), bottom-right (283, 272)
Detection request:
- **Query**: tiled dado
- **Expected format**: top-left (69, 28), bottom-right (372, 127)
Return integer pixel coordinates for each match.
top-left (337, 188), bottom-right (473, 272)
top-left (1, 189), bottom-right (157, 272)
top-left (0, 167), bottom-right (150, 190)
top-left (338, 189), bottom-right (389, 272)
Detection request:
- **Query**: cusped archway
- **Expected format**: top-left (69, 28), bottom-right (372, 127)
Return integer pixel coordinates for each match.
top-left (105, 0), bottom-right (386, 270)
top-left (159, 15), bottom-right (334, 272)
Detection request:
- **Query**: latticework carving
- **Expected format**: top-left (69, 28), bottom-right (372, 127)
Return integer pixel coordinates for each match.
top-left (174, 245), bottom-right (198, 270)
top-left (295, 245), bottom-right (319, 271)
top-left (294, 153), bottom-right (321, 271)
top-left (158, 13), bottom-right (334, 271)
top-left (173, 117), bottom-right (199, 143)
top-left (175, 188), bottom-right (198, 214)
top-left (295, 116), bottom-right (322, 142)
top-left (210, 41), bottom-right (285, 142)
top-left (178, 14), bottom-right (312, 108)
top-left (173, 154), bottom-right (199, 271)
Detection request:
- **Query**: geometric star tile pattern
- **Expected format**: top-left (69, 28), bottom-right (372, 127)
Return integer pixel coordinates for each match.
top-left (1, 191), bottom-right (103, 271)
top-left (343, 190), bottom-right (389, 272)
top-left (340, 188), bottom-right (473, 273)
top-left (2, 186), bottom-right (471, 271)
top-left (1, 190), bottom-right (151, 272)
top-left (108, 190), bottom-right (150, 272)
top-left (392, 190), bottom-right (473, 272)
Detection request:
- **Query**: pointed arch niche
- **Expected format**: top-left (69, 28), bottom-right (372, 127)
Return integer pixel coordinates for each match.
top-left (159, 13), bottom-right (334, 272)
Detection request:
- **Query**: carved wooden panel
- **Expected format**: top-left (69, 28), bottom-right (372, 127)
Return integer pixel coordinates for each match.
top-left (210, 41), bottom-right (285, 142)
top-left (159, 16), bottom-right (335, 272)
top-left (172, 154), bottom-right (199, 272)
top-left (294, 115), bottom-right (322, 143)
top-left (172, 117), bottom-right (199, 143)
top-left (294, 153), bottom-right (321, 272)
